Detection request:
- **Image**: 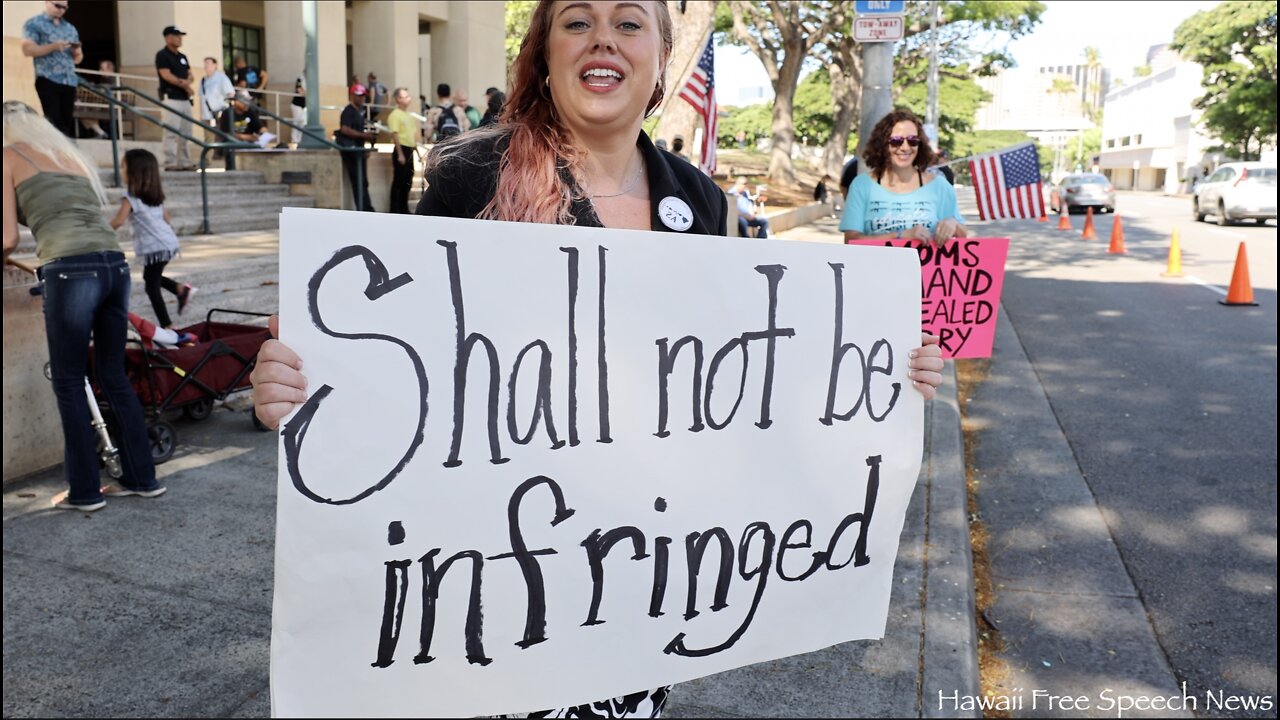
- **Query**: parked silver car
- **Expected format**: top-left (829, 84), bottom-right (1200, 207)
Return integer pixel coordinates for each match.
top-left (1193, 162), bottom-right (1277, 225)
top-left (1050, 173), bottom-right (1115, 214)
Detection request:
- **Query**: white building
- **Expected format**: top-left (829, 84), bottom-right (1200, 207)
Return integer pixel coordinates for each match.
top-left (1099, 60), bottom-right (1216, 193)
top-left (975, 65), bottom-right (1099, 177)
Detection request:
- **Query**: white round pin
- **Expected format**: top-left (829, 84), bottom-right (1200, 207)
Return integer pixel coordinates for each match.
top-left (658, 196), bottom-right (694, 232)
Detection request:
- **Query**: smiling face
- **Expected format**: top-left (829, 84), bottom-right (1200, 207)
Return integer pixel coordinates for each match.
top-left (546, 1), bottom-right (665, 137)
top-left (887, 120), bottom-right (920, 171)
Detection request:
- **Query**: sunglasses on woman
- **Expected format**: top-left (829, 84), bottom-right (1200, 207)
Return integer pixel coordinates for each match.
top-left (888, 135), bottom-right (920, 148)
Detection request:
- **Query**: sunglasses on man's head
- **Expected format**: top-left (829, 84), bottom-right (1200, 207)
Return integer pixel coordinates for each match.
top-left (889, 135), bottom-right (920, 148)
top-left (51, 3), bottom-right (68, 9)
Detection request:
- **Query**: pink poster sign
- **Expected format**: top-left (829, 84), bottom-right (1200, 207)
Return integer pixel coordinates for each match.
top-left (845, 237), bottom-right (1010, 358)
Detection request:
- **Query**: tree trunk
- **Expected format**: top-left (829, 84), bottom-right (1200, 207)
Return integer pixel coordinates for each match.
top-left (823, 40), bottom-right (861, 178)
top-left (767, 52), bottom-right (805, 186)
top-left (653, 1), bottom-right (717, 151)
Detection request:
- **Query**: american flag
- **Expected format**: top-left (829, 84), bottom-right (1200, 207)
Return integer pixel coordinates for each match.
top-left (678, 32), bottom-right (717, 176)
top-left (968, 142), bottom-right (1046, 220)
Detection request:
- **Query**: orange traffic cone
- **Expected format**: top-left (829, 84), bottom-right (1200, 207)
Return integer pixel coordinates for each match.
top-left (1108, 215), bottom-right (1126, 254)
top-left (1161, 228), bottom-right (1184, 277)
top-left (1081, 208), bottom-right (1096, 240)
top-left (1057, 204), bottom-right (1071, 231)
top-left (1220, 242), bottom-right (1258, 306)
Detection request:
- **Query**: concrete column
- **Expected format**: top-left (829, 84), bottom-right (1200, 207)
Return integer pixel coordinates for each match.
top-left (350, 1), bottom-right (417, 97)
top-left (116, 1), bottom-right (220, 148)
top-left (3, 1), bottom-right (47, 110)
top-left (117, 1), bottom-right (220, 74)
top-left (265, 1), bottom-right (306, 96)
top-left (428, 1), bottom-right (504, 102)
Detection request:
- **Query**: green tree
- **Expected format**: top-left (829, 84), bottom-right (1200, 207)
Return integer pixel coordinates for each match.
top-left (505, 1), bottom-right (537, 76)
top-left (717, 103), bottom-right (773, 147)
top-left (1172, 1), bottom-right (1278, 160)
top-left (726, 1), bottom-right (850, 186)
top-left (1133, 64), bottom-right (1152, 78)
top-left (1082, 45), bottom-right (1103, 123)
top-left (794, 67), bottom-right (835, 147)
top-left (892, 1), bottom-right (1047, 89)
top-left (895, 59), bottom-right (991, 152)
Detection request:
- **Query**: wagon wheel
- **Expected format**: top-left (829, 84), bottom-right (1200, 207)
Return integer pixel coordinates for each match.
top-left (149, 421), bottom-right (177, 464)
top-left (184, 398), bottom-right (214, 421)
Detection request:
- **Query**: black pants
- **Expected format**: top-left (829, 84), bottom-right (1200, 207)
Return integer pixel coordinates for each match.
top-left (36, 77), bottom-right (78, 138)
top-left (143, 261), bottom-right (180, 328)
top-left (343, 151), bottom-right (375, 212)
top-left (390, 145), bottom-right (415, 214)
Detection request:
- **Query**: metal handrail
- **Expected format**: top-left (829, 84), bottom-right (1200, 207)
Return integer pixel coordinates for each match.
top-left (232, 96), bottom-right (374, 211)
top-left (76, 82), bottom-right (256, 235)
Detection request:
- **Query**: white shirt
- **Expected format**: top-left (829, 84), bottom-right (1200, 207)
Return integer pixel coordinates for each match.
top-left (200, 70), bottom-right (236, 120)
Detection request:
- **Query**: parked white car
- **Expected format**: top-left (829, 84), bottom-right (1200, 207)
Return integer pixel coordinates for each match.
top-left (1193, 162), bottom-right (1277, 225)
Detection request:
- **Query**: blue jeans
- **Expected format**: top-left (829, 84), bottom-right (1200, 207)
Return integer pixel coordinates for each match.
top-left (738, 215), bottom-right (769, 238)
top-left (39, 252), bottom-right (158, 505)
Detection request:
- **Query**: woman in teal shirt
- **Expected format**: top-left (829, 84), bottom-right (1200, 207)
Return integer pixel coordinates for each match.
top-left (841, 109), bottom-right (967, 244)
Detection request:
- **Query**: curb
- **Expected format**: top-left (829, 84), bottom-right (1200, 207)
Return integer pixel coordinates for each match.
top-left (922, 361), bottom-right (981, 717)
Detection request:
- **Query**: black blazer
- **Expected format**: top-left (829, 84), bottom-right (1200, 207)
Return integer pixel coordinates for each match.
top-left (416, 130), bottom-right (728, 236)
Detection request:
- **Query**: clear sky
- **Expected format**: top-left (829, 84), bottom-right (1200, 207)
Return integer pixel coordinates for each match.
top-left (998, 0), bottom-right (1222, 79)
top-left (712, 0), bottom-right (1224, 107)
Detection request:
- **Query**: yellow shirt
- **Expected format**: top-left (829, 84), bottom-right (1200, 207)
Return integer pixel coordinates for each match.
top-left (386, 108), bottom-right (417, 148)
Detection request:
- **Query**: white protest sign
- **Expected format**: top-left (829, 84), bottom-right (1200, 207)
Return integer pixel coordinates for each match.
top-left (271, 208), bottom-right (924, 718)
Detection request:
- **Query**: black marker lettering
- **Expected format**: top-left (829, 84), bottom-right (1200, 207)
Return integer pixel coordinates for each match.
top-left (414, 549), bottom-right (490, 666)
top-left (439, 240), bottom-right (508, 467)
top-left (488, 476), bottom-right (576, 649)
top-left (284, 245), bottom-right (427, 505)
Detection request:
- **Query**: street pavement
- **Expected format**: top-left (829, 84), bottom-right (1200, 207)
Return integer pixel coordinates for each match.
top-left (2, 218), bottom-right (979, 718)
top-left (963, 193), bottom-right (1277, 717)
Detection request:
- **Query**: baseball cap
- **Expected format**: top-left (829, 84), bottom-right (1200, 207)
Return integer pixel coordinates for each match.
top-left (350, 83), bottom-right (367, 96)
top-left (163, 26), bottom-right (187, 36)
top-left (235, 89), bottom-right (252, 103)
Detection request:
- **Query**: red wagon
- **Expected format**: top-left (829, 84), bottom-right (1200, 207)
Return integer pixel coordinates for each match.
top-left (96, 308), bottom-right (273, 463)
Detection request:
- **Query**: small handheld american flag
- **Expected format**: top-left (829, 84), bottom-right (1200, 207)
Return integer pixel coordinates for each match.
top-left (678, 32), bottom-right (717, 177)
top-left (968, 142), bottom-right (1045, 220)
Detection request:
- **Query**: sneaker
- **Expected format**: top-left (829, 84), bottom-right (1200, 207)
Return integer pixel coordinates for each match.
top-left (52, 493), bottom-right (107, 512)
top-left (101, 484), bottom-right (167, 498)
top-left (177, 284), bottom-right (197, 316)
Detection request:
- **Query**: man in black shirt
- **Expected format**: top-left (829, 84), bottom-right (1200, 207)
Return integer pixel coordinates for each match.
top-left (839, 157), bottom-right (859, 201)
top-left (155, 25), bottom-right (194, 170)
top-left (218, 91), bottom-right (265, 141)
top-left (337, 84), bottom-right (376, 211)
top-left (931, 149), bottom-right (956, 185)
top-left (232, 55), bottom-right (268, 102)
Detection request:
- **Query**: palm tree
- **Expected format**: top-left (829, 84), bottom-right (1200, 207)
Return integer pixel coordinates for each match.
top-left (1082, 46), bottom-right (1103, 124)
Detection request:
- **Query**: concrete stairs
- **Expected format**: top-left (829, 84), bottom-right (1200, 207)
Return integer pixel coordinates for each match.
top-left (14, 168), bottom-right (314, 254)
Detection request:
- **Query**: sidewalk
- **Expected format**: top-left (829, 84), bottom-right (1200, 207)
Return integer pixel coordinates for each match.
top-left (2, 219), bottom-right (980, 718)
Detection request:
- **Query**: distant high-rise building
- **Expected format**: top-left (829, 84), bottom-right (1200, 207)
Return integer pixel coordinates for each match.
top-left (1145, 44), bottom-right (1181, 75)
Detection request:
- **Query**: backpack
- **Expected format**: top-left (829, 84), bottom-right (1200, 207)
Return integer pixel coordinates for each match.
top-left (436, 105), bottom-right (462, 140)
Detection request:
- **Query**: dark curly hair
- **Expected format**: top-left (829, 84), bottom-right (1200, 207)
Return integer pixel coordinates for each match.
top-left (862, 109), bottom-right (934, 180)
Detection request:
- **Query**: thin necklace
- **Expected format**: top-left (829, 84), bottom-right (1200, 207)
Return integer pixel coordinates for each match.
top-left (588, 162), bottom-right (645, 200)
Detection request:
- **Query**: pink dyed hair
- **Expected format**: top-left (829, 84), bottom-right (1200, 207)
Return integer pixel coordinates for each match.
top-left (427, 0), bottom-right (672, 225)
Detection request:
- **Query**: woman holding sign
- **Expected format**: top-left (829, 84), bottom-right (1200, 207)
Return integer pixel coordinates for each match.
top-left (841, 109), bottom-right (967, 245)
top-left (252, 2), bottom-right (945, 716)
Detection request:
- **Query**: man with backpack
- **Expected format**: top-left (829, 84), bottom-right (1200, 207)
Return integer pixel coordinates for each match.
top-left (425, 82), bottom-right (467, 142)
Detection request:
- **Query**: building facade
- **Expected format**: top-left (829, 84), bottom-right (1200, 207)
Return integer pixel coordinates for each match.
top-left (3, 0), bottom-right (504, 137)
top-left (975, 65), bottom-right (1100, 180)
top-left (1098, 60), bottom-right (1215, 193)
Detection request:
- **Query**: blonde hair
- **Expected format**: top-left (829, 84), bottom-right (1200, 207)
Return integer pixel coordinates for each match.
top-left (3, 101), bottom-right (107, 205)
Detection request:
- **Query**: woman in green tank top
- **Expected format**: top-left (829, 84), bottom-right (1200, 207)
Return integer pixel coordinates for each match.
top-left (3, 101), bottom-right (163, 511)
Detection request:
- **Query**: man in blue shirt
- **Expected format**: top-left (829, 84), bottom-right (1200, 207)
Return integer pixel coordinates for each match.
top-left (22, 0), bottom-right (84, 138)
top-left (731, 177), bottom-right (769, 238)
